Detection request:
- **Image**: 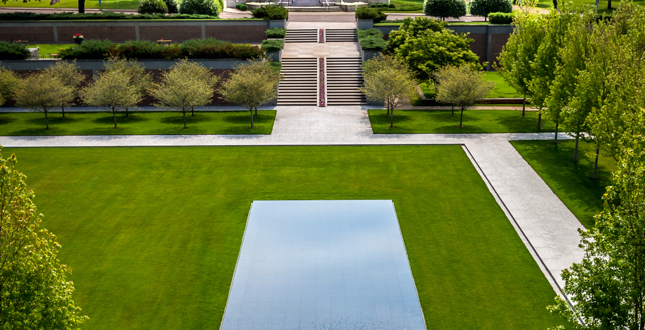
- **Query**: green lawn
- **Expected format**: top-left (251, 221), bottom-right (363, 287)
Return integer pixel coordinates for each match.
top-left (511, 140), bottom-right (617, 228)
top-left (369, 110), bottom-right (554, 133)
top-left (30, 44), bottom-right (76, 57)
top-left (8, 146), bottom-right (568, 329)
top-left (1, 0), bottom-right (140, 10)
top-left (536, 0), bottom-right (645, 12)
top-left (418, 72), bottom-right (521, 100)
top-left (0, 111), bottom-right (275, 135)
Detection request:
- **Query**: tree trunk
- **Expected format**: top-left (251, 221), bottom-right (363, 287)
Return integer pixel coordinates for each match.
top-left (78, 0), bottom-right (85, 13)
top-left (451, 105), bottom-right (454, 115)
top-left (554, 122), bottom-right (559, 144)
top-left (113, 108), bottom-right (117, 129)
top-left (553, 0), bottom-right (557, 9)
top-left (390, 106), bottom-right (394, 128)
top-left (250, 109), bottom-right (254, 128)
top-left (62, 106), bottom-right (65, 118)
top-left (191, 106), bottom-right (195, 117)
top-left (573, 134), bottom-right (580, 163)
top-left (607, 0), bottom-right (612, 9)
top-left (183, 110), bottom-right (187, 129)
top-left (592, 147), bottom-right (600, 180)
top-left (537, 112), bottom-right (542, 130)
top-left (126, 107), bottom-right (129, 117)
top-left (459, 107), bottom-right (464, 128)
top-left (522, 96), bottom-right (526, 117)
top-left (595, 0), bottom-right (599, 9)
top-left (44, 110), bottom-right (49, 130)
top-left (255, 108), bottom-right (258, 116)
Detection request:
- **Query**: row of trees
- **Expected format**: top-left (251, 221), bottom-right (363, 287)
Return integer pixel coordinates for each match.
top-left (0, 58), bottom-right (281, 130)
top-left (498, 2), bottom-right (645, 176)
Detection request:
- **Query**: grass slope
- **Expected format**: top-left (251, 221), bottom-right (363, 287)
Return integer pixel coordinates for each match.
top-left (9, 146), bottom-right (567, 330)
top-left (511, 140), bottom-right (617, 228)
top-left (369, 110), bottom-right (555, 133)
top-left (0, 111), bottom-right (275, 135)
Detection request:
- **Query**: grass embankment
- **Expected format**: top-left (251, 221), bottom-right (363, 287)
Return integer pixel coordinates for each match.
top-left (10, 146), bottom-right (569, 330)
top-left (419, 72), bottom-right (522, 100)
top-left (512, 140), bottom-right (617, 228)
top-left (0, 111), bottom-right (275, 135)
top-left (369, 110), bottom-right (554, 133)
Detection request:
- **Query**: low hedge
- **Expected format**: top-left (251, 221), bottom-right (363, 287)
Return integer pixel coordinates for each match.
top-left (252, 6), bottom-right (288, 20)
top-left (355, 7), bottom-right (387, 23)
top-left (0, 41), bottom-right (30, 60)
top-left (138, 0), bottom-right (169, 14)
top-left (0, 12), bottom-right (220, 20)
top-left (265, 27), bottom-right (286, 38)
top-left (179, 0), bottom-right (220, 16)
top-left (357, 28), bottom-right (387, 51)
top-left (58, 38), bottom-right (265, 60)
top-left (488, 12), bottom-right (514, 24)
top-left (260, 39), bottom-right (283, 52)
top-left (235, 3), bottom-right (249, 10)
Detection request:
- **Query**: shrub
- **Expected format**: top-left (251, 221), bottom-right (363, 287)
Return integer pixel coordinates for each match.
top-left (138, 0), bottom-right (169, 14)
top-left (355, 7), bottom-right (387, 23)
top-left (0, 41), bottom-right (30, 60)
top-left (265, 27), bottom-right (286, 38)
top-left (235, 3), bottom-right (248, 10)
top-left (385, 17), bottom-right (446, 53)
top-left (116, 40), bottom-right (165, 59)
top-left (423, 0), bottom-right (466, 20)
top-left (179, 38), bottom-right (264, 59)
top-left (261, 39), bottom-right (284, 52)
top-left (164, 0), bottom-right (180, 13)
top-left (251, 5), bottom-right (288, 20)
top-left (469, 0), bottom-right (512, 19)
top-left (488, 11), bottom-right (514, 24)
top-left (359, 35), bottom-right (388, 51)
top-left (59, 39), bottom-right (114, 59)
top-left (389, 3), bottom-right (395, 7)
top-left (357, 28), bottom-right (383, 39)
top-left (179, 0), bottom-right (220, 16)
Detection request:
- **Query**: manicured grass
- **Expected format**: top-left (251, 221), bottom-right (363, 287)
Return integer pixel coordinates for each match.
top-left (369, 109), bottom-right (555, 133)
top-left (536, 0), bottom-right (645, 12)
top-left (30, 44), bottom-right (76, 57)
top-left (8, 146), bottom-right (567, 329)
top-left (511, 140), bottom-right (617, 228)
top-left (1, 0), bottom-right (140, 10)
top-left (418, 72), bottom-right (521, 100)
top-left (0, 111), bottom-right (275, 135)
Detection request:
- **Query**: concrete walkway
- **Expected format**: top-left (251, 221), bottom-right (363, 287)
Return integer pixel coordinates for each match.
top-left (0, 105), bottom-right (583, 305)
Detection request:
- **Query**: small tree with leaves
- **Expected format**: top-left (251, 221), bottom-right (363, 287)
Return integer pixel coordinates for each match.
top-left (43, 61), bottom-right (85, 118)
top-left (0, 67), bottom-right (19, 107)
top-left (361, 55), bottom-right (418, 128)
top-left (82, 70), bottom-right (142, 129)
top-left (150, 60), bottom-right (218, 129)
top-left (218, 60), bottom-right (280, 128)
top-left (104, 57), bottom-right (151, 117)
top-left (435, 64), bottom-right (494, 128)
top-left (14, 72), bottom-right (74, 130)
top-left (0, 149), bottom-right (89, 329)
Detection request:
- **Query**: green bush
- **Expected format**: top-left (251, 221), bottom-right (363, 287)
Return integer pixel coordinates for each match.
top-left (179, 37), bottom-right (264, 59)
top-left (138, 0), bottom-right (169, 14)
top-left (252, 5), bottom-right (288, 20)
top-left (355, 7), bottom-right (387, 23)
top-left (359, 35), bottom-right (387, 51)
top-left (388, 3), bottom-right (395, 7)
top-left (0, 12), bottom-right (220, 20)
top-left (357, 28), bottom-right (383, 39)
top-left (261, 39), bottom-right (284, 52)
top-left (469, 0), bottom-right (512, 19)
top-left (385, 17), bottom-right (446, 53)
top-left (59, 39), bottom-right (114, 60)
top-left (235, 3), bottom-right (248, 10)
top-left (488, 11), bottom-right (514, 24)
top-left (0, 41), bottom-right (30, 60)
top-left (164, 0), bottom-right (180, 13)
top-left (423, 0), bottom-right (466, 20)
top-left (116, 40), bottom-right (165, 59)
top-left (265, 27), bottom-right (286, 38)
top-left (179, 0), bottom-right (220, 16)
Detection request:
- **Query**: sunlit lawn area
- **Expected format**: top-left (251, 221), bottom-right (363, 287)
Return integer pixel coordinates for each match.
top-left (512, 140), bottom-right (617, 228)
top-left (0, 111), bottom-right (275, 135)
top-left (369, 109), bottom-right (554, 133)
top-left (9, 145), bottom-right (568, 329)
top-left (0, 0), bottom-right (140, 10)
top-left (536, 0), bottom-right (645, 12)
top-left (419, 72), bottom-right (522, 100)
top-left (30, 44), bottom-right (77, 57)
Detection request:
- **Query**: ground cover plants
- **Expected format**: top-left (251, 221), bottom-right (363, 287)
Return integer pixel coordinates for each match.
top-left (368, 109), bottom-right (555, 133)
top-left (0, 111), bottom-right (276, 135)
top-left (8, 145), bottom-right (568, 329)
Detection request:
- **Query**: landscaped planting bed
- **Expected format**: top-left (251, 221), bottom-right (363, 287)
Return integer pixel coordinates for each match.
top-left (0, 111), bottom-right (276, 135)
top-left (9, 145), bottom-right (568, 329)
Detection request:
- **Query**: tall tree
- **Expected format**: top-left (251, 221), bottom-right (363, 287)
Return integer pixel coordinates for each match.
top-left (82, 70), bottom-right (142, 129)
top-left (150, 60), bottom-right (217, 129)
top-left (14, 73), bottom-right (73, 130)
top-left (434, 64), bottom-right (495, 128)
top-left (0, 150), bottom-right (89, 329)
top-left (44, 61), bottom-right (85, 118)
top-left (104, 57), bottom-right (151, 117)
top-left (0, 67), bottom-right (19, 107)
top-left (361, 55), bottom-right (418, 128)
top-left (218, 60), bottom-right (280, 128)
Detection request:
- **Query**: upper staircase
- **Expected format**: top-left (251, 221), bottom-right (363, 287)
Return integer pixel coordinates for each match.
top-left (325, 57), bottom-right (366, 105)
top-left (285, 29), bottom-right (318, 43)
top-left (325, 29), bottom-right (358, 42)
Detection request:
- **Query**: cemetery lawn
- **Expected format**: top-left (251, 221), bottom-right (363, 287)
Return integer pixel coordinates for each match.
top-left (369, 110), bottom-right (555, 133)
top-left (512, 140), bottom-right (617, 228)
top-left (9, 146), bottom-right (570, 330)
top-left (0, 111), bottom-right (275, 135)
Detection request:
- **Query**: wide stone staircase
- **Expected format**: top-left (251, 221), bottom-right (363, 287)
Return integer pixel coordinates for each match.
top-left (277, 58), bottom-right (318, 106)
top-left (285, 29), bottom-right (318, 43)
top-left (325, 57), bottom-right (365, 105)
top-left (325, 29), bottom-right (358, 42)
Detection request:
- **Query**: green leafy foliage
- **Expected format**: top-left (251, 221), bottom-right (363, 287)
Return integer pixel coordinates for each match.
top-left (0, 41), bottom-right (30, 60)
top-left (488, 11), bottom-right (514, 23)
top-left (265, 27), bottom-right (286, 38)
top-left (260, 39), bottom-right (284, 52)
top-left (179, 38), bottom-right (264, 59)
top-left (138, 0), bottom-right (169, 14)
top-left (14, 71), bottom-right (74, 129)
top-left (82, 69), bottom-right (143, 128)
top-left (0, 150), bottom-right (88, 329)
top-left (355, 7), bottom-right (388, 23)
top-left (358, 28), bottom-right (387, 51)
top-left (0, 66), bottom-right (19, 106)
top-left (385, 17), bottom-right (446, 53)
top-left (235, 3), bottom-right (248, 10)
top-left (0, 11), bottom-right (220, 20)
top-left (179, 0), bottom-right (220, 16)
top-left (434, 64), bottom-right (494, 127)
top-left (117, 40), bottom-right (166, 59)
top-left (423, 0), bottom-right (466, 20)
top-left (164, 0), bottom-right (180, 13)
top-left (59, 39), bottom-right (114, 59)
top-left (251, 5), bottom-right (288, 20)
top-left (468, 0), bottom-right (512, 19)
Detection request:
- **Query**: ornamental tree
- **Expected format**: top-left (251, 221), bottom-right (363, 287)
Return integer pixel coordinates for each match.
top-left (434, 64), bottom-right (494, 128)
top-left (82, 70), bottom-right (143, 129)
top-left (218, 60), bottom-right (280, 128)
top-left (14, 72), bottom-right (74, 130)
top-left (361, 55), bottom-right (418, 128)
top-left (104, 57), bottom-right (151, 117)
top-left (168, 59), bottom-right (219, 116)
top-left (43, 60), bottom-right (85, 118)
top-left (385, 17), bottom-right (447, 54)
top-left (423, 0), bottom-right (467, 21)
top-left (0, 67), bottom-right (19, 107)
top-left (469, 0), bottom-right (512, 21)
top-left (0, 150), bottom-right (89, 329)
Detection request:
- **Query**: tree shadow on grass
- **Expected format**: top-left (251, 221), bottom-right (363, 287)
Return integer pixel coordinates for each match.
top-left (496, 114), bottom-right (555, 133)
top-left (0, 116), bottom-right (18, 126)
top-left (93, 114), bottom-right (150, 125)
top-left (9, 127), bottom-right (70, 136)
top-left (159, 113), bottom-right (214, 125)
top-left (222, 113), bottom-right (274, 125)
top-left (26, 115), bottom-right (82, 126)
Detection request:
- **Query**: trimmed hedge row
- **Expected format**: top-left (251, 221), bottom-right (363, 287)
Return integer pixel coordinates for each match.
top-left (266, 27), bottom-right (286, 38)
top-left (260, 39), bottom-right (284, 52)
top-left (0, 41), bottom-right (30, 60)
top-left (355, 7), bottom-right (388, 23)
top-left (357, 28), bottom-right (387, 51)
top-left (488, 12), bottom-right (514, 24)
top-left (0, 12), bottom-right (220, 20)
top-left (235, 3), bottom-right (249, 10)
top-left (251, 6), bottom-right (288, 20)
top-left (57, 38), bottom-right (264, 60)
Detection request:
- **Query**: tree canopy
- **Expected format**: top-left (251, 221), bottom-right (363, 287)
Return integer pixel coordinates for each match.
top-left (435, 64), bottom-right (494, 128)
top-left (423, 0), bottom-right (467, 20)
top-left (14, 72), bottom-right (74, 130)
top-left (82, 69), bottom-right (143, 129)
